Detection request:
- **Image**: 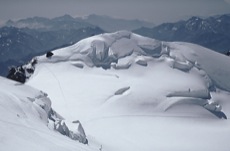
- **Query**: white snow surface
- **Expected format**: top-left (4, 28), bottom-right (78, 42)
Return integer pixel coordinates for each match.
top-left (0, 77), bottom-right (99, 151)
top-left (3, 31), bottom-right (230, 151)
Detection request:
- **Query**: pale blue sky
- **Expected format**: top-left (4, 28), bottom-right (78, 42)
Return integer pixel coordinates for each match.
top-left (0, 0), bottom-right (230, 24)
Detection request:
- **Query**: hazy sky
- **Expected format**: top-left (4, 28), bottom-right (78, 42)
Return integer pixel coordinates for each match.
top-left (0, 0), bottom-right (230, 25)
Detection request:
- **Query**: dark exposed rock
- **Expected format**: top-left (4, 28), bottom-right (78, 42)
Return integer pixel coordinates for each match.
top-left (6, 58), bottom-right (37, 83)
top-left (7, 66), bottom-right (26, 83)
top-left (46, 51), bottom-right (53, 58)
top-left (226, 51), bottom-right (230, 56)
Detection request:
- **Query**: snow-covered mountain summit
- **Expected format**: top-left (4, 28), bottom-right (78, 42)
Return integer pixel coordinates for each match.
top-left (37, 31), bottom-right (161, 68)
top-left (14, 31), bottom-right (230, 150)
top-left (25, 30), bottom-right (229, 118)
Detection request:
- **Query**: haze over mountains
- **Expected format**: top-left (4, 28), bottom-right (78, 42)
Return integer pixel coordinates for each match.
top-left (79, 14), bottom-right (154, 32)
top-left (0, 15), bottom-right (101, 76)
top-left (4, 14), bottom-right (155, 32)
top-left (0, 14), bottom-right (155, 76)
top-left (134, 14), bottom-right (230, 54)
top-left (0, 13), bottom-right (230, 77)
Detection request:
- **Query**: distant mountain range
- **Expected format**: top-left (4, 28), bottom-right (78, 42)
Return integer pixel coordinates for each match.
top-left (5, 14), bottom-right (155, 32)
top-left (133, 14), bottom-right (230, 54)
top-left (5, 14), bottom-right (94, 31)
top-left (0, 15), bottom-right (105, 76)
top-left (0, 14), bottom-right (155, 76)
top-left (1, 14), bottom-right (230, 76)
top-left (79, 14), bottom-right (155, 32)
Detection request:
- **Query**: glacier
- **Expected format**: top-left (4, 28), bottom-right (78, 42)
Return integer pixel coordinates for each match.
top-left (2, 31), bottom-right (230, 151)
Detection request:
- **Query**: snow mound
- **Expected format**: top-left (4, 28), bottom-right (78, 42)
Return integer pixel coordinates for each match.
top-left (24, 31), bottom-right (230, 120)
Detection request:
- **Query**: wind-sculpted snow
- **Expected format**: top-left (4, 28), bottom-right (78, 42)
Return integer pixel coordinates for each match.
top-left (35, 31), bottom-right (161, 70)
top-left (172, 59), bottom-right (194, 71)
top-left (23, 31), bottom-right (230, 151)
top-left (167, 89), bottom-right (211, 99)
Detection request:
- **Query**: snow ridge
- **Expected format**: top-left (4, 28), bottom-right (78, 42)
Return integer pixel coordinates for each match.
top-left (36, 31), bottom-right (161, 69)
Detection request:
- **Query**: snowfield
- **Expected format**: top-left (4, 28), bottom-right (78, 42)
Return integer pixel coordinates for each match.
top-left (1, 31), bottom-right (230, 151)
top-left (0, 77), bottom-right (99, 151)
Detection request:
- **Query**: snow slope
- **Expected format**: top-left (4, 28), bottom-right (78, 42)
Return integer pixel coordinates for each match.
top-left (0, 77), bottom-right (99, 151)
top-left (25, 31), bottom-right (230, 151)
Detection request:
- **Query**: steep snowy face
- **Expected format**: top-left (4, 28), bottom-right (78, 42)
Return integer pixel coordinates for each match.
top-left (0, 77), bottom-right (97, 151)
top-left (0, 77), bottom-right (52, 150)
top-left (0, 77), bottom-right (51, 124)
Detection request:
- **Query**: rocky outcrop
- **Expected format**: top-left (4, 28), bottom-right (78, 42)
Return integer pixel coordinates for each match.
top-left (7, 58), bottom-right (37, 83)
